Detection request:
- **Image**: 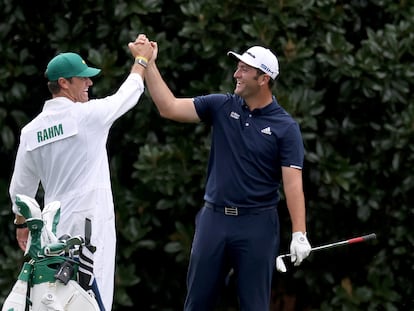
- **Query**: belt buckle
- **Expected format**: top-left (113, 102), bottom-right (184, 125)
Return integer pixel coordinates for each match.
top-left (224, 206), bottom-right (238, 216)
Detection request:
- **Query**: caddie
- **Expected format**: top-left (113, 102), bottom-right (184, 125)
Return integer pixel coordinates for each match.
top-left (9, 34), bottom-right (153, 311)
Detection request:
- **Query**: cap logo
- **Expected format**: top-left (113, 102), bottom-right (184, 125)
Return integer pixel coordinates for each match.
top-left (260, 64), bottom-right (274, 76)
top-left (246, 51), bottom-right (256, 58)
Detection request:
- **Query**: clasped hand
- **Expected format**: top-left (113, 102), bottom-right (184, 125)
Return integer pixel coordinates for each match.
top-left (128, 34), bottom-right (153, 61)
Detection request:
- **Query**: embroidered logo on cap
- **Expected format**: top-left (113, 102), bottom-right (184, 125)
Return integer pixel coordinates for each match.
top-left (260, 64), bottom-right (275, 76)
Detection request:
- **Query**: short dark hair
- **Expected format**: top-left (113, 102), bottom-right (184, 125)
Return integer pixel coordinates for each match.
top-left (256, 69), bottom-right (275, 89)
top-left (47, 81), bottom-right (60, 94)
top-left (47, 77), bottom-right (73, 94)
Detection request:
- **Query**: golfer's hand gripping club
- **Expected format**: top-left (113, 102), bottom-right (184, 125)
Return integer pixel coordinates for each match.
top-left (278, 232), bottom-right (311, 273)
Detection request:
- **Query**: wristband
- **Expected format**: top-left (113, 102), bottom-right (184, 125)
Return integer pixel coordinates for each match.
top-left (14, 221), bottom-right (27, 229)
top-left (135, 56), bottom-right (148, 68)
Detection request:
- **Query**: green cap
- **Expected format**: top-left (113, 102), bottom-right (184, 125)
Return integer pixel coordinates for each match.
top-left (45, 52), bottom-right (101, 81)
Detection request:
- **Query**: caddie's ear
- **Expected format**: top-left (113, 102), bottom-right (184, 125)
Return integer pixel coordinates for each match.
top-left (57, 77), bottom-right (71, 89)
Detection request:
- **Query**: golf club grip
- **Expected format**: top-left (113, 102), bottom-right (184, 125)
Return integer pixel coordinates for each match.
top-left (347, 233), bottom-right (377, 244)
top-left (310, 233), bottom-right (377, 252)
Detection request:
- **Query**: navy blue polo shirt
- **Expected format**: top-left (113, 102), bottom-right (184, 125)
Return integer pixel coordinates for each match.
top-left (194, 93), bottom-right (304, 208)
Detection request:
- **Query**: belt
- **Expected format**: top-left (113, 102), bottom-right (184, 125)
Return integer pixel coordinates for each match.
top-left (204, 201), bottom-right (276, 216)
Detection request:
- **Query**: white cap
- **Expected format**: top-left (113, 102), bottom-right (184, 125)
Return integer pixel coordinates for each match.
top-left (228, 46), bottom-right (279, 79)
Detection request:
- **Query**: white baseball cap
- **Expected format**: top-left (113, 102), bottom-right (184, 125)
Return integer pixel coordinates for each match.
top-left (227, 46), bottom-right (279, 79)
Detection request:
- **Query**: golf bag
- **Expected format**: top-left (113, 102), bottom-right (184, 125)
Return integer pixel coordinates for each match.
top-left (2, 194), bottom-right (103, 311)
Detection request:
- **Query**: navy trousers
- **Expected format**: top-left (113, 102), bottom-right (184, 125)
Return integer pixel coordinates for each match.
top-left (184, 205), bottom-right (279, 311)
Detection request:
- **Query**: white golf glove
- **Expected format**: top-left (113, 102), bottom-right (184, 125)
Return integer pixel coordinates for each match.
top-left (290, 232), bottom-right (311, 266)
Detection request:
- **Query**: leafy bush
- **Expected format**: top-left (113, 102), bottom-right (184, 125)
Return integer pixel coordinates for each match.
top-left (1, 0), bottom-right (413, 310)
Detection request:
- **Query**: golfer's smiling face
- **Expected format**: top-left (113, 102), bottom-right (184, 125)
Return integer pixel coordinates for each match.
top-left (233, 61), bottom-right (263, 100)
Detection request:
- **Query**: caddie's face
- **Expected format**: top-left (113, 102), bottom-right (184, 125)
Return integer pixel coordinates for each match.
top-left (61, 77), bottom-right (93, 103)
top-left (233, 61), bottom-right (262, 99)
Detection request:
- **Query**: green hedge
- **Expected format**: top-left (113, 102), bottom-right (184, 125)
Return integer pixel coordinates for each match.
top-left (1, 1), bottom-right (413, 310)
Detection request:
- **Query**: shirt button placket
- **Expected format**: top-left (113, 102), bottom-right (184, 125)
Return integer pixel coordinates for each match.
top-left (245, 114), bottom-right (252, 127)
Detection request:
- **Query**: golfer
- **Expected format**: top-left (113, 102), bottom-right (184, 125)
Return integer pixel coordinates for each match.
top-left (142, 39), bottom-right (312, 310)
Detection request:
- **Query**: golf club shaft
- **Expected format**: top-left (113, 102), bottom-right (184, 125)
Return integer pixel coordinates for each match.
top-left (280, 233), bottom-right (376, 258)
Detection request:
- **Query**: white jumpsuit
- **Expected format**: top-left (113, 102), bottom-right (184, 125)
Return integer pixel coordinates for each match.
top-left (9, 73), bottom-right (145, 311)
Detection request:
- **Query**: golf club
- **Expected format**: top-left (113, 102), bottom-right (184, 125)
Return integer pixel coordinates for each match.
top-left (276, 233), bottom-right (377, 272)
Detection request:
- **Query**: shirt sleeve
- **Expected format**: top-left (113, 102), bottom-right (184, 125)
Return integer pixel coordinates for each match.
top-left (85, 73), bottom-right (145, 127)
top-left (9, 136), bottom-right (40, 214)
top-left (279, 122), bottom-right (304, 169)
top-left (193, 94), bottom-right (231, 123)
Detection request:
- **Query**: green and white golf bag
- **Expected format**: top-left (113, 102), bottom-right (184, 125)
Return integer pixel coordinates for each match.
top-left (1, 194), bottom-right (101, 311)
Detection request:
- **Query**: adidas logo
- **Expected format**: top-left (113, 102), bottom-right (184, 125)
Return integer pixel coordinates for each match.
top-left (261, 127), bottom-right (272, 135)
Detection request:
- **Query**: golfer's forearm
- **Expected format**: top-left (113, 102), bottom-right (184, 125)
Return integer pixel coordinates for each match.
top-left (284, 187), bottom-right (307, 233)
top-left (282, 167), bottom-right (307, 233)
top-left (145, 62), bottom-right (176, 118)
top-left (287, 202), bottom-right (307, 233)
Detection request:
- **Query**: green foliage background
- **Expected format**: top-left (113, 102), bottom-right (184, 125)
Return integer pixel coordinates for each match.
top-left (1, 0), bottom-right (413, 310)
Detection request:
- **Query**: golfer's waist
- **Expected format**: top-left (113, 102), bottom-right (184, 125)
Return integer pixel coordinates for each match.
top-left (204, 201), bottom-right (276, 216)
